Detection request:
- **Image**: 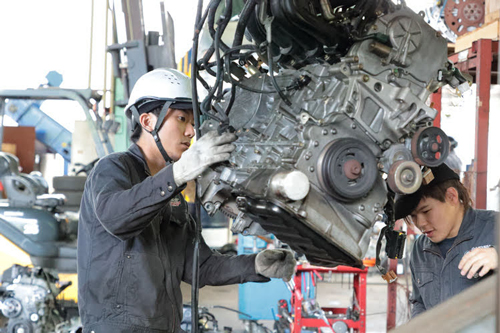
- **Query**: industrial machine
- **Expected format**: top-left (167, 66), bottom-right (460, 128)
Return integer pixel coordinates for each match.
top-left (0, 152), bottom-right (80, 332)
top-left (0, 265), bottom-right (80, 333)
top-left (194, 0), bottom-right (470, 269)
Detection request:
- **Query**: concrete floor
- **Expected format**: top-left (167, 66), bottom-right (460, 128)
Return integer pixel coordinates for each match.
top-left (181, 270), bottom-right (412, 332)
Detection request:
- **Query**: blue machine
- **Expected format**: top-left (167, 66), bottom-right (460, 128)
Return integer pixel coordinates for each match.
top-left (237, 234), bottom-right (290, 321)
top-left (3, 72), bottom-right (72, 162)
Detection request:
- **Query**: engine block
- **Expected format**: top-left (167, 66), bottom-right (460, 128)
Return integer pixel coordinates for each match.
top-left (197, 2), bottom-right (468, 267)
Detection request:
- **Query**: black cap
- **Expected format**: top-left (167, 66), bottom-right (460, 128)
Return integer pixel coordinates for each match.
top-left (394, 163), bottom-right (460, 220)
top-left (449, 136), bottom-right (458, 149)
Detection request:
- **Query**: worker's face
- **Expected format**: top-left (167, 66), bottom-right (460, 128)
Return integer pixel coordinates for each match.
top-left (409, 188), bottom-right (462, 243)
top-left (156, 108), bottom-right (195, 162)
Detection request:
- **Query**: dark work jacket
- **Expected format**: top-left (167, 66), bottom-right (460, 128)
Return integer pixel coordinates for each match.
top-left (77, 144), bottom-right (269, 333)
top-left (409, 208), bottom-right (498, 317)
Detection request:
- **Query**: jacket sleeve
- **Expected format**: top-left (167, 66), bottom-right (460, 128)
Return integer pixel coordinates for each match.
top-left (88, 155), bottom-right (184, 241)
top-left (409, 257), bottom-right (426, 318)
top-left (182, 218), bottom-right (270, 287)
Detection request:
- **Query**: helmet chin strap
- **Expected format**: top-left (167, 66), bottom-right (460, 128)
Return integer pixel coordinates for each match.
top-left (149, 101), bottom-right (173, 164)
top-left (130, 102), bottom-right (174, 164)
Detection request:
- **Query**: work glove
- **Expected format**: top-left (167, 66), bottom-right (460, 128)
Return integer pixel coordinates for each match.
top-left (255, 249), bottom-right (296, 282)
top-left (173, 131), bottom-right (237, 186)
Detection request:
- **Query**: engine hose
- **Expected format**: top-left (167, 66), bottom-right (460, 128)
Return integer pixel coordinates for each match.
top-left (232, 0), bottom-right (258, 48)
top-left (267, 42), bottom-right (292, 106)
top-left (214, 0), bottom-right (232, 97)
top-left (207, 0), bottom-right (229, 52)
top-left (200, 0), bottom-right (223, 77)
top-left (203, 0), bottom-right (231, 98)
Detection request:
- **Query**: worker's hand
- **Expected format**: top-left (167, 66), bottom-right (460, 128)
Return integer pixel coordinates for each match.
top-left (255, 249), bottom-right (296, 282)
top-left (458, 247), bottom-right (497, 279)
top-left (173, 131), bottom-right (237, 186)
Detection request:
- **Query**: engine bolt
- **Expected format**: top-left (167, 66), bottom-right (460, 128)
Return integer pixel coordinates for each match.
top-left (309, 166), bottom-right (315, 172)
top-left (313, 141), bottom-right (319, 147)
top-left (402, 170), bottom-right (415, 183)
top-left (322, 129), bottom-right (328, 135)
top-left (331, 128), bottom-right (337, 134)
top-left (359, 204), bottom-right (365, 211)
top-left (298, 210), bottom-right (307, 218)
top-left (351, 123), bottom-right (357, 129)
top-left (363, 75), bottom-right (369, 82)
top-left (204, 202), bottom-right (214, 212)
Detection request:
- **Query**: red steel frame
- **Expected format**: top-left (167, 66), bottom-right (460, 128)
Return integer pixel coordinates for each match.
top-left (431, 88), bottom-right (442, 128)
top-left (446, 39), bottom-right (497, 209)
top-left (288, 264), bottom-right (367, 333)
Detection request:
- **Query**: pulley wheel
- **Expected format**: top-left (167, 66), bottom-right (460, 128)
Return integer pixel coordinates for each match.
top-left (444, 0), bottom-right (484, 36)
top-left (411, 127), bottom-right (449, 167)
top-left (317, 138), bottom-right (378, 201)
top-left (7, 320), bottom-right (33, 333)
top-left (1, 298), bottom-right (22, 318)
top-left (387, 160), bottom-right (423, 195)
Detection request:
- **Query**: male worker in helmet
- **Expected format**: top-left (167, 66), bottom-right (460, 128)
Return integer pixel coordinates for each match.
top-left (77, 68), bottom-right (296, 333)
top-left (395, 163), bottom-right (498, 318)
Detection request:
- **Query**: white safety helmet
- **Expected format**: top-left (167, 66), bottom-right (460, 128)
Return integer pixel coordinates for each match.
top-left (124, 68), bottom-right (194, 163)
top-left (124, 67), bottom-right (193, 120)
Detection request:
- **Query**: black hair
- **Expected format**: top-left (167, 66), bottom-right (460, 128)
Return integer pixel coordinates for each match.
top-left (404, 179), bottom-right (472, 225)
top-left (130, 106), bottom-right (162, 143)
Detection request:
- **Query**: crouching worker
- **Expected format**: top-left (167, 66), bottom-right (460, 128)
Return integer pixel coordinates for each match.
top-left (77, 68), bottom-right (296, 333)
top-left (394, 163), bottom-right (498, 318)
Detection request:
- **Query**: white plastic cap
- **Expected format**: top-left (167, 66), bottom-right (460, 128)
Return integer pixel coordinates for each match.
top-left (271, 170), bottom-right (311, 201)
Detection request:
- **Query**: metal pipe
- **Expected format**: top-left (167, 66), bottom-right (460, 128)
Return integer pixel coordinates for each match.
top-left (474, 39), bottom-right (492, 209)
top-left (191, 1), bottom-right (204, 330)
top-left (88, 0), bottom-right (95, 89)
top-left (319, 0), bottom-right (335, 20)
top-left (0, 99), bottom-right (5, 148)
top-left (369, 42), bottom-right (392, 59)
top-left (497, 195), bottom-right (500, 333)
top-left (103, 0), bottom-right (110, 109)
top-left (0, 89), bottom-right (107, 157)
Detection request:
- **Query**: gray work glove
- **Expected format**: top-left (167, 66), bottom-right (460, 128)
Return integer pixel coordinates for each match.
top-left (255, 249), bottom-right (296, 282)
top-left (173, 131), bottom-right (237, 186)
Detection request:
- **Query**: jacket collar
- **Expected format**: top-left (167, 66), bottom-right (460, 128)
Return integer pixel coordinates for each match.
top-left (128, 143), bottom-right (152, 176)
top-left (422, 208), bottom-right (476, 252)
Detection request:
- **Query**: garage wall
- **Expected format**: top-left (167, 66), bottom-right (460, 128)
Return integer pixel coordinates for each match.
top-left (441, 84), bottom-right (500, 211)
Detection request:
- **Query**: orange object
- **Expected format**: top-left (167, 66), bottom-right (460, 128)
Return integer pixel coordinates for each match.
top-left (362, 257), bottom-right (376, 267)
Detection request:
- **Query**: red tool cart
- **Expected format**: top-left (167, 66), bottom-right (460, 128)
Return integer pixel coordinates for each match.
top-left (276, 263), bottom-right (368, 333)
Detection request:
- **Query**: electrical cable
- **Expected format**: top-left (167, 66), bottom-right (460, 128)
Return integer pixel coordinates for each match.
top-left (200, 0), bottom-right (233, 125)
top-left (264, 30), bottom-right (292, 106)
top-left (212, 305), bottom-right (253, 318)
top-left (190, 0), bottom-right (206, 331)
top-left (214, 0), bottom-right (233, 109)
top-left (223, 48), bottom-right (278, 95)
top-left (231, 0), bottom-right (258, 49)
